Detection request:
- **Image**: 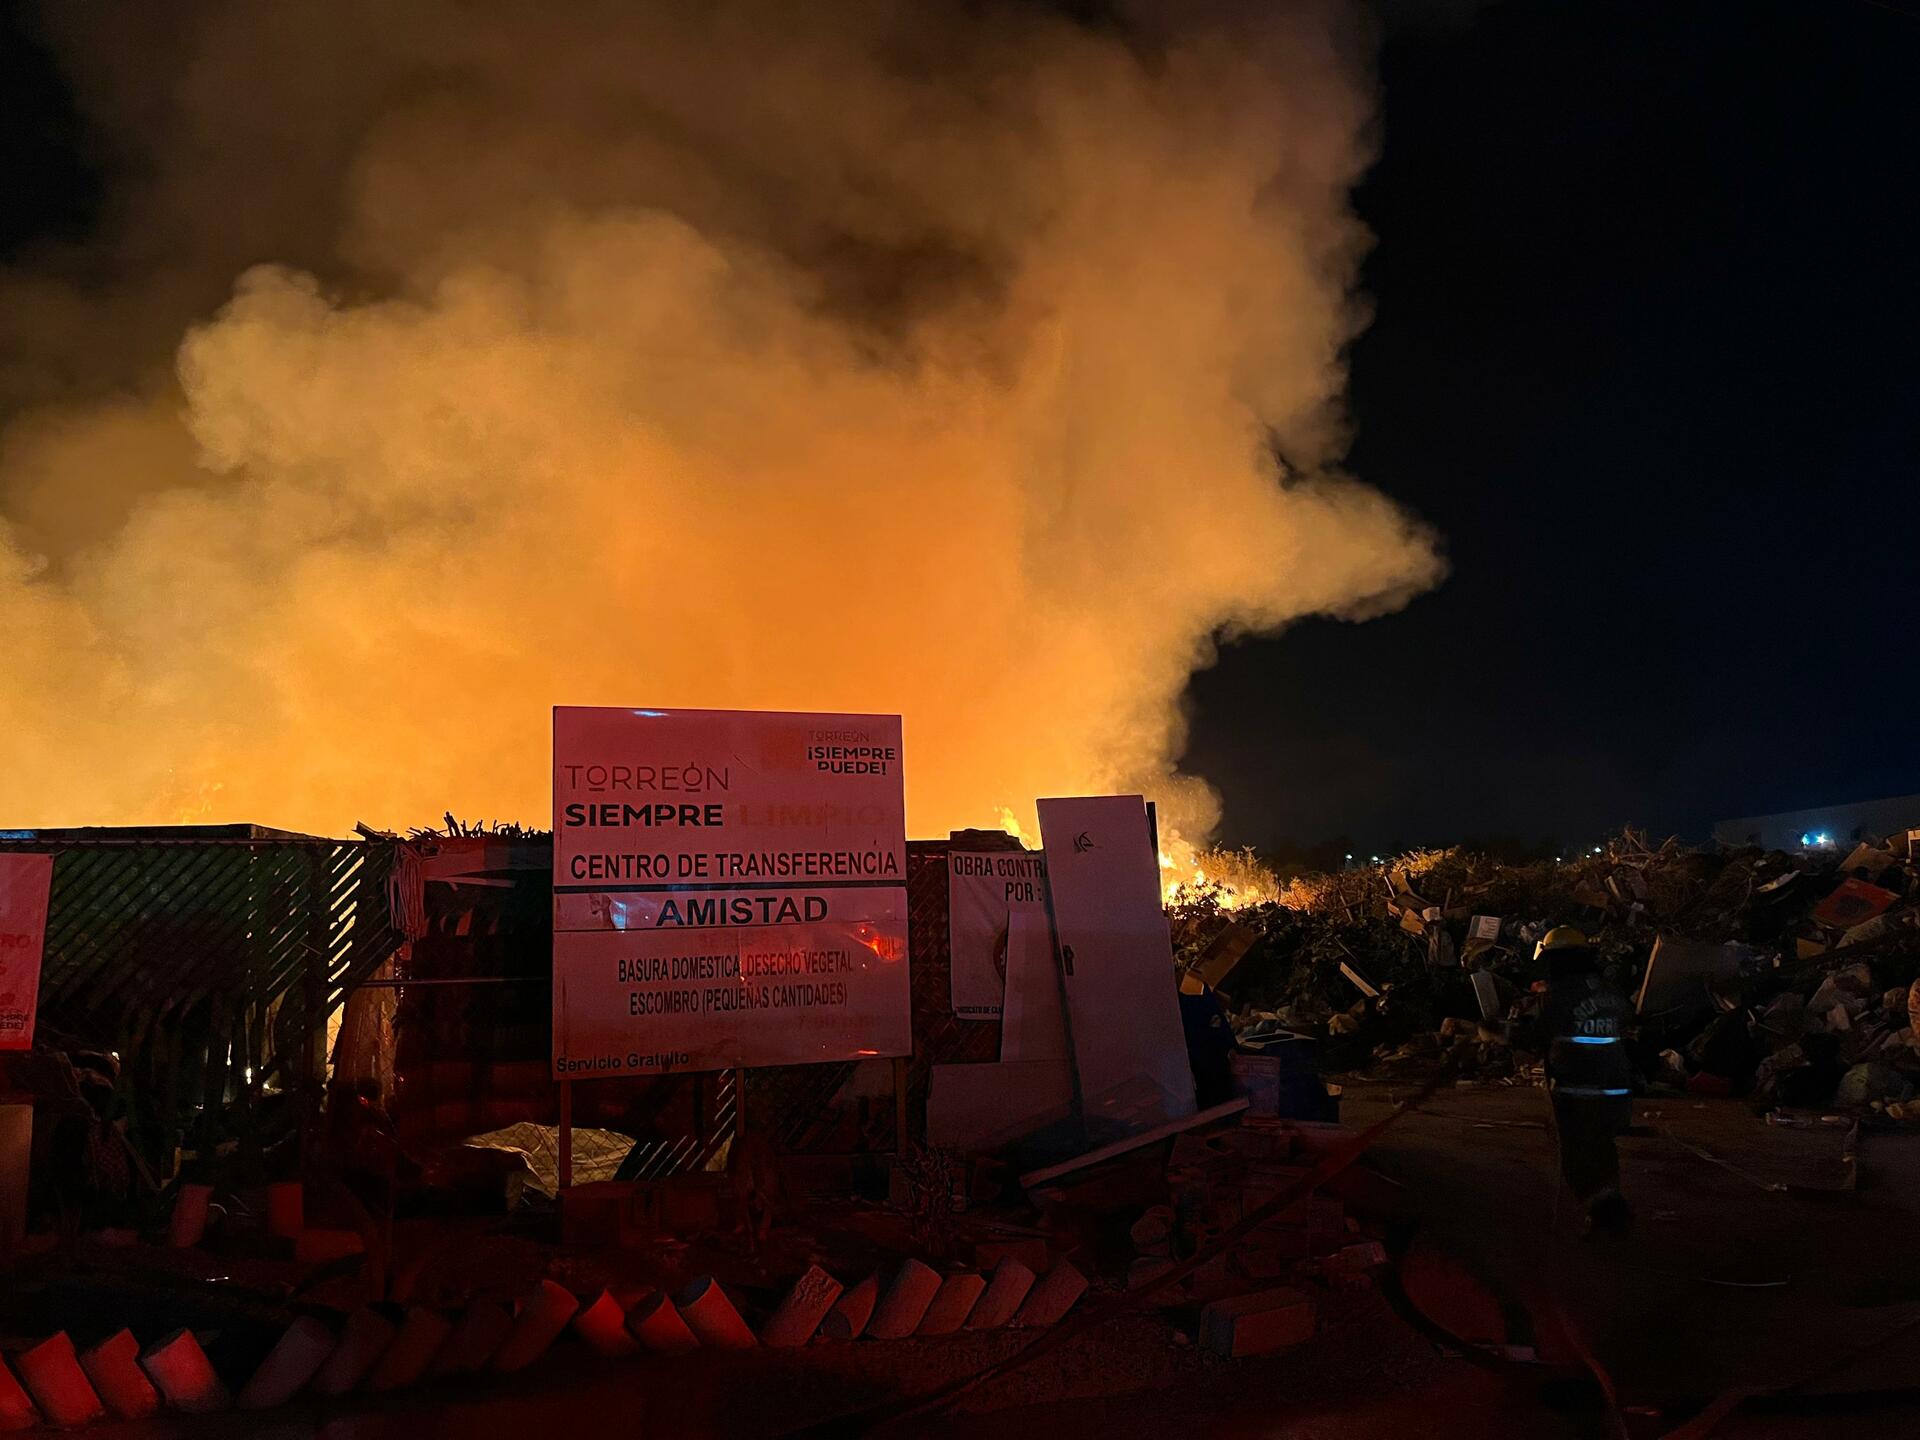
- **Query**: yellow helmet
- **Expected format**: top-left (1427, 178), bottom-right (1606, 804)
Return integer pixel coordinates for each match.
top-left (1535, 925), bottom-right (1593, 961)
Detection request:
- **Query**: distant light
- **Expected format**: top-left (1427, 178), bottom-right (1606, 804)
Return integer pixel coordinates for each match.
top-left (1801, 833), bottom-right (1814, 847)
top-left (1591, 846), bottom-right (1602, 855)
top-left (1344, 853), bottom-right (1354, 860)
top-left (1817, 833), bottom-right (1830, 846)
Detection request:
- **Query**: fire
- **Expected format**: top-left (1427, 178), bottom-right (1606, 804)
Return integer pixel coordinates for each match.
top-left (0, 3), bottom-right (1442, 842)
top-left (1159, 840), bottom-right (1275, 910)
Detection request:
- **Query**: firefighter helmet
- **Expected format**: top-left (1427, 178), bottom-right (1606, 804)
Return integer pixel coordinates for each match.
top-left (1535, 925), bottom-right (1594, 961)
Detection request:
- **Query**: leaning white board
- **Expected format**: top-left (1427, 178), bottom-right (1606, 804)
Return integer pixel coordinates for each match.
top-left (1036, 795), bottom-right (1195, 1133)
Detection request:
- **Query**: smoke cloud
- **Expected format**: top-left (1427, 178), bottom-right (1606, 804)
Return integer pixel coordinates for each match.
top-left (0, 1), bottom-right (1442, 845)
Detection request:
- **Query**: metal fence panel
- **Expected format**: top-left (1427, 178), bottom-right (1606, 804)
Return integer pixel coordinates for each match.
top-left (0, 835), bottom-right (399, 1171)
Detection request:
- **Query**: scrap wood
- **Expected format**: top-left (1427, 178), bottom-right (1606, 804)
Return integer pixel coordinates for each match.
top-left (783, 1067), bottom-right (1458, 1439)
top-left (1190, 921), bottom-right (1258, 991)
top-left (1018, 1097), bottom-right (1250, 1189)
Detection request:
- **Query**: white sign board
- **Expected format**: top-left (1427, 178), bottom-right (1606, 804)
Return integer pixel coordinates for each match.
top-left (552, 708), bottom-right (910, 1076)
top-left (1037, 795), bottom-right (1196, 1133)
top-left (0, 853), bottom-right (53, 1052)
top-left (946, 849), bottom-right (1047, 1019)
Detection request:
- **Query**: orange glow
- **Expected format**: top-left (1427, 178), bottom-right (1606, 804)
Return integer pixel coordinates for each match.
top-left (0, 4), bottom-right (1441, 848)
top-left (855, 929), bottom-right (908, 963)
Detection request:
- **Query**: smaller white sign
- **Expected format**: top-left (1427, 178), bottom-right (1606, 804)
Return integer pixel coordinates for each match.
top-left (947, 850), bottom-right (1047, 1019)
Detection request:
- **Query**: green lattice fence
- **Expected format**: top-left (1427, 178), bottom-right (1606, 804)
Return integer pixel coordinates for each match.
top-left (0, 831), bottom-right (399, 1172)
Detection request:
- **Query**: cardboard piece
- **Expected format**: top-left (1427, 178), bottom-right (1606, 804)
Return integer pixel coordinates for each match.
top-left (1192, 922), bottom-right (1258, 992)
top-left (1199, 1287), bottom-right (1316, 1358)
top-left (1634, 934), bottom-right (1748, 1019)
top-left (1470, 971), bottom-right (1502, 1022)
top-left (1812, 879), bottom-right (1898, 931)
top-left (1838, 843), bottom-right (1896, 882)
top-left (1037, 795), bottom-right (1196, 1134)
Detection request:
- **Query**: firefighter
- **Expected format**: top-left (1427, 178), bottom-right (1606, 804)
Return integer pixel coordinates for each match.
top-left (1537, 926), bottom-right (1635, 1237)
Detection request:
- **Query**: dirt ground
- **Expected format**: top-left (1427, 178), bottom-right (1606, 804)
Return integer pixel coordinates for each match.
top-left (1344, 1082), bottom-right (1920, 1437)
top-left (66, 1085), bottom-right (1920, 1438)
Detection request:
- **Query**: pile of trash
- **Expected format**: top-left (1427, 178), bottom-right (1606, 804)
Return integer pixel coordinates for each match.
top-left (1174, 827), bottom-right (1920, 1117)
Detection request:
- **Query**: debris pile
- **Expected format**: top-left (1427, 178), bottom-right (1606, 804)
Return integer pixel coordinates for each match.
top-left (1129, 1116), bottom-right (1390, 1346)
top-left (1176, 827), bottom-right (1920, 1116)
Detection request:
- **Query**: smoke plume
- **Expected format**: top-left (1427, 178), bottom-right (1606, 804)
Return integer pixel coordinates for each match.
top-left (0, 1), bottom-right (1442, 845)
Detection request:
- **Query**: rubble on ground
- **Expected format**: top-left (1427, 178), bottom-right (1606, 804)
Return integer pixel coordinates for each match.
top-left (1172, 826), bottom-right (1920, 1120)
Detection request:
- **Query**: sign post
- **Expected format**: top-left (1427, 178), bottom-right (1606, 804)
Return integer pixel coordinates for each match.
top-left (550, 708), bottom-right (912, 1179)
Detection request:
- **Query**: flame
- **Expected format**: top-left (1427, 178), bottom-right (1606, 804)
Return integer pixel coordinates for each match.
top-left (1159, 836), bottom-right (1274, 909)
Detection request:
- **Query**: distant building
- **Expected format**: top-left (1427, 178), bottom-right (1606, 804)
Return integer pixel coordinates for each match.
top-left (1713, 794), bottom-right (1920, 852)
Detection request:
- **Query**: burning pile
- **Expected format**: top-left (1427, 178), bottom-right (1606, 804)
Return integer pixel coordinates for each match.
top-left (1179, 826), bottom-right (1920, 1116)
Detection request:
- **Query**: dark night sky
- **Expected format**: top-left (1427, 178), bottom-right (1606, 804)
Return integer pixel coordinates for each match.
top-left (1189, 0), bottom-right (1920, 856)
top-left (3, 2), bottom-right (1916, 852)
